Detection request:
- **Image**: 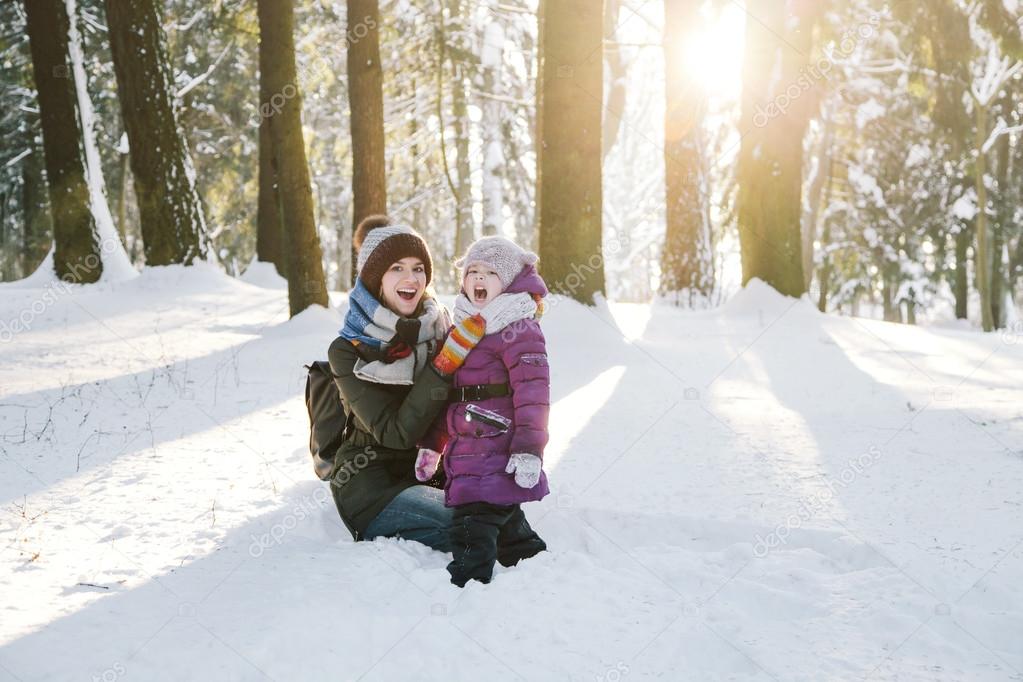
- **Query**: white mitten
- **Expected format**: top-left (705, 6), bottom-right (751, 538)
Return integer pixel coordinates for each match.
top-left (505, 452), bottom-right (542, 489)
top-left (415, 448), bottom-right (442, 482)
top-left (480, 293), bottom-right (537, 334)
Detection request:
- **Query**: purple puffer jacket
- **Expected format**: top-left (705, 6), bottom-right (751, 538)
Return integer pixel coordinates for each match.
top-left (440, 265), bottom-right (551, 507)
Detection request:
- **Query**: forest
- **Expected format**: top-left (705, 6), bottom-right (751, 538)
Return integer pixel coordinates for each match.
top-left (2, 0), bottom-right (1020, 330)
top-left (2, 2), bottom-right (1023, 679)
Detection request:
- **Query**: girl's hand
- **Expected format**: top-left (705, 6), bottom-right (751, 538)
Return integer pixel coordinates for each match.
top-left (505, 453), bottom-right (542, 488)
top-left (415, 448), bottom-right (442, 482)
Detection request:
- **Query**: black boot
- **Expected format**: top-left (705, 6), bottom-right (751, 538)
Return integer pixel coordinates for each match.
top-left (447, 503), bottom-right (510, 587)
top-left (496, 505), bottom-right (547, 568)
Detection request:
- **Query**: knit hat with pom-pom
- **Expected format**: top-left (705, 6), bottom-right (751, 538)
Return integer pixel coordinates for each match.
top-left (354, 215), bottom-right (433, 293)
top-left (455, 236), bottom-right (539, 287)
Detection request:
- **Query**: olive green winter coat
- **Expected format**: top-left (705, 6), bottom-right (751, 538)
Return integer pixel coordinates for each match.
top-left (327, 335), bottom-right (452, 538)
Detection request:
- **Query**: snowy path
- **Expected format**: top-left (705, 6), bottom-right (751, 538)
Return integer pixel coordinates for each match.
top-left (1, 265), bottom-right (1021, 681)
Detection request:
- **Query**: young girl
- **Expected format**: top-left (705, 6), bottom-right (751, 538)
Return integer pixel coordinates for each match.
top-left (417, 236), bottom-right (551, 587)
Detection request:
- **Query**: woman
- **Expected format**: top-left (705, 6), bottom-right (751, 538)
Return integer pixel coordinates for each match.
top-left (327, 215), bottom-right (485, 551)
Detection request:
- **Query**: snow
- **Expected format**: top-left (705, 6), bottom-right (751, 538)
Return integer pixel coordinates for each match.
top-left (479, 20), bottom-right (504, 70)
top-left (855, 98), bottom-right (885, 129)
top-left (905, 143), bottom-right (930, 167)
top-left (238, 258), bottom-right (288, 290)
top-left (953, 191), bottom-right (979, 221)
top-left (1, 273), bottom-right (1021, 680)
top-left (718, 277), bottom-right (804, 317)
top-left (847, 164), bottom-right (885, 207)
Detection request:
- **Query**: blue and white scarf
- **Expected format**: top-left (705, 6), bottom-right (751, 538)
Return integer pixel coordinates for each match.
top-left (339, 279), bottom-right (450, 385)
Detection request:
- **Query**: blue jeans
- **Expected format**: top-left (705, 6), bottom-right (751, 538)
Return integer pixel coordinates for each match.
top-left (363, 485), bottom-right (453, 552)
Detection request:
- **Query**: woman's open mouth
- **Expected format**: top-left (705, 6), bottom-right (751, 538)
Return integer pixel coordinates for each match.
top-left (397, 287), bottom-right (418, 301)
top-left (473, 286), bottom-right (488, 303)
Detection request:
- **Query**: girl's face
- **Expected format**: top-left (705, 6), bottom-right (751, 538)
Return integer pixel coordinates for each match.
top-left (462, 264), bottom-right (504, 309)
top-left (379, 257), bottom-right (427, 317)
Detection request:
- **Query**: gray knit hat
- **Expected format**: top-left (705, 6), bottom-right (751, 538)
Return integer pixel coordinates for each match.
top-left (455, 236), bottom-right (538, 287)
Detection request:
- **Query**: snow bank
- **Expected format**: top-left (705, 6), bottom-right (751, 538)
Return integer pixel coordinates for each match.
top-left (239, 258), bottom-right (288, 290)
top-left (720, 277), bottom-right (817, 318)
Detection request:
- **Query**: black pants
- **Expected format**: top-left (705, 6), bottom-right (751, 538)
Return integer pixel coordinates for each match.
top-left (447, 502), bottom-right (547, 587)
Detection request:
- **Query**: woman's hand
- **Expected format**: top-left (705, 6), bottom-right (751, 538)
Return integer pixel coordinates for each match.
top-left (432, 314), bottom-right (486, 375)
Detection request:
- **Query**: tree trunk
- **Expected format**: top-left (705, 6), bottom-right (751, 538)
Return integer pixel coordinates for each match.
top-left (409, 77), bottom-right (423, 232)
top-left (347, 0), bottom-right (387, 285)
top-left (1013, 234), bottom-right (1023, 299)
top-left (882, 268), bottom-right (900, 322)
top-left (532, 0), bottom-right (545, 254)
top-left (104, 0), bottom-right (208, 266)
top-left (816, 151), bottom-right (836, 313)
top-left (736, 0), bottom-right (817, 297)
top-left (990, 209), bottom-right (1005, 330)
top-left (991, 110), bottom-right (1011, 329)
top-left (973, 104), bottom-right (993, 331)
top-left (258, 0), bottom-right (329, 316)
top-left (479, 4), bottom-right (505, 236)
top-left (802, 124), bottom-right (833, 289)
top-left (602, 0), bottom-right (626, 161)
top-left (954, 225), bottom-right (969, 319)
top-left (660, 0), bottom-right (712, 305)
top-left (658, 0), bottom-right (707, 306)
top-left (452, 68), bottom-right (474, 257)
top-left (116, 133), bottom-right (129, 245)
top-left (444, 0), bottom-right (475, 259)
top-left (0, 196), bottom-right (9, 281)
top-left (537, 0), bottom-right (605, 304)
top-left (24, 0), bottom-right (101, 283)
top-left (21, 138), bottom-right (52, 275)
top-left (257, 24), bottom-right (286, 278)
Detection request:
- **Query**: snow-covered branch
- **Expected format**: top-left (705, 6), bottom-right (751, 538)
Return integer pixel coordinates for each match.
top-left (175, 44), bottom-right (232, 100)
top-left (981, 118), bottom-right (1023, 154)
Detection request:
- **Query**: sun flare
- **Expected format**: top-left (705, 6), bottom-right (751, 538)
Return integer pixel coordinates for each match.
top-left (678, 4), bottom-right (746, 99)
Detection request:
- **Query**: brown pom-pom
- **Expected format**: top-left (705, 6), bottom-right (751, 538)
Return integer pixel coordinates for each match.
top-left (353, 214), bottom-right (392, 251)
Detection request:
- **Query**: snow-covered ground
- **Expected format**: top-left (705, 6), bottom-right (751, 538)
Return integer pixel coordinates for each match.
top-left (1, 265), bottom-right (1021, 681)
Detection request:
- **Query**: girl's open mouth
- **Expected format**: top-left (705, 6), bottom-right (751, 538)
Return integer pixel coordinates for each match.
top-left (397, 287), bottom-right (418, 301)
top-left (473, 286), bottom-right (488, 303)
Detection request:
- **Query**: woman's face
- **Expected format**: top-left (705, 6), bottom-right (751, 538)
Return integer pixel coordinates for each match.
top-left (462, 264), bottom-right (504, 309)
top-left (379, 257), bottom-right (427, 317)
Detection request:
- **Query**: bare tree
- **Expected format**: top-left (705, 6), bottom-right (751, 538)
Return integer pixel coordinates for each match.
top-left (347, 0), bottom-right (387, 283)
top-left (104, 0), bottom-right (209, 266)
top-left (736, 0), bottom-right (820, 296)
top-left (256, 19), bottom-right (285, 278)
top-left (537, 0), bottom-right (605, 304)
top-left (258, 0), bottom-right (329, 315)
top-left (660, 0), bottom-right (713, 305)
top-left (24, 0), bottom-right (101, 282)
